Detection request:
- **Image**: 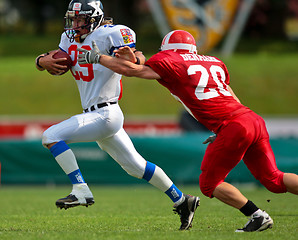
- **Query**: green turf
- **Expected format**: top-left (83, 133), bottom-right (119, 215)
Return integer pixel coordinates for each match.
top-left (0, 185), bottom-right (297, 239)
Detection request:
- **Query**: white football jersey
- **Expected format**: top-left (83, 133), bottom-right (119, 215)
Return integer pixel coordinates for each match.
top-left (59, 24), bottom-right (137, 109)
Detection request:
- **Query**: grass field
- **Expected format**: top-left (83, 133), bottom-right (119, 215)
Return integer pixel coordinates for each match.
top-left (0, 185), bottom-right (297, 240)
top-left (0, 53), bottom-right (298, 117)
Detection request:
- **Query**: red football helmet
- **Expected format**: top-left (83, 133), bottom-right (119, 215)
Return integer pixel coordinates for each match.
top-left (160, 30), bottom-right (197, 53)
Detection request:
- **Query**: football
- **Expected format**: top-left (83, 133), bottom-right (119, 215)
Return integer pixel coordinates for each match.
top-left (50, 50), bottom-right (72, 75)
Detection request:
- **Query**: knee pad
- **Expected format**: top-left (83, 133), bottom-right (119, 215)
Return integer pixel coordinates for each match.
top-left (259, 171), bottom-right (287, 193)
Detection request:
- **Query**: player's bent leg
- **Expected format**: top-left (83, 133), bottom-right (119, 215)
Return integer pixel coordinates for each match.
top-left (199, 122), bottom-right (250, 199)
top-left (242, 140), bottom-right (287, 194)
top-left (212, 182), bottom-right (248, 209)
top-left (97, 128), bottom-right (146, 179)
top-left (42, 110), bottom-right (125, 210)
top-left (49, 141), bottom-right (94, 209)
top-left (43, 138), bottom-right (94, 209)
top-left (200, 173), bottom-right (274, 232)
top-left (212, 182), bottom-right (274, 232)
top-left (143, 161), bottom-right (200, 230)
top-left (98, 128), bottom-right (200, 230)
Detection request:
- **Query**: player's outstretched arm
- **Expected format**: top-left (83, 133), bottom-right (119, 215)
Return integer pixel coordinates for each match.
top-left (78, 41), bottom-right (160, 80)
top-left (99, 54), bottom-right (159, 79)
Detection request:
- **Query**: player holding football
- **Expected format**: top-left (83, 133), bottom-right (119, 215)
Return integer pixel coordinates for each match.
top-left (35, 0), bottom-right (200, 230)
top-left (78, 30), bottom-right (298, 232)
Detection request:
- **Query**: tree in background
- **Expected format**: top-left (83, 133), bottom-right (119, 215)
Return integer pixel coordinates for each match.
top-left (1, 0), bottom-right (141, 35)
top-left (243, 0), bottom-right (288, 39)
top-left (1, 0), bottom-right (297, 43)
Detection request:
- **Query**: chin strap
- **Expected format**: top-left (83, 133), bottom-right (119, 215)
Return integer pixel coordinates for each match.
top-left (75, 33), bottom-right (89, 43)
top-left (75, 35), bottom-right (83, 43)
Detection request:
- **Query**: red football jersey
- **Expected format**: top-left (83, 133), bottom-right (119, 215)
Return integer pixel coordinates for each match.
top-left (145, 50), bottom-right (251, 133)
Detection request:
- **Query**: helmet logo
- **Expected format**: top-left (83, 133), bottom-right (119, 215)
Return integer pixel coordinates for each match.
top-left (73, 3), bottom-right (82, 11)
top-left (88, 1), bottom-right (103, 17)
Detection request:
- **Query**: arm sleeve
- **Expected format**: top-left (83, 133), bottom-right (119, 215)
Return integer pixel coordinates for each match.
top-left (145, 53), bottom-right (174, 83)
top-left (58, 33), bottom-right (68, 52)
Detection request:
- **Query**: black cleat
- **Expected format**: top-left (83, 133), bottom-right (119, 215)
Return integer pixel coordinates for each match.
top-left (56, 194), bottom-right (95, 210)
top-left (173, 194), bottom-right (200, 230)
top-left (235, 211), bottom-right (273, 232)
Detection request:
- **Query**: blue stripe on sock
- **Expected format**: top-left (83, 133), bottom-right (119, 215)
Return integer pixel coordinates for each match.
top-left (165, 184), bottom-right (183, 202)
top-left (142, 161), bottom-right (156, 182)
top-left (49, 141), bottom-right (70, 157)
top-left (68, 169), bottom-right (85, 184)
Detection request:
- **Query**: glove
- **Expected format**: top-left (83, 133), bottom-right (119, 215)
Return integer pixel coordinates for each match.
top-left (78, 40), bottom-right (102, 64)
top-left (203, 134), bottom-right (216, 144)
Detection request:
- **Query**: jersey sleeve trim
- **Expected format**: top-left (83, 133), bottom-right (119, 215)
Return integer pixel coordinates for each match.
top-left (108, 42), bottom-right (136, 56)
top-left (59, 47), bottom-right (67, 53)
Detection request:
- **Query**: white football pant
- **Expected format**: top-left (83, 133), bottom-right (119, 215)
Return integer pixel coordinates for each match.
top-left (42, 103), bottom-right (146, 178)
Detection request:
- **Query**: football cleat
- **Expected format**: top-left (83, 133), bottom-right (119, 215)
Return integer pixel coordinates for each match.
top-left (56, 183), bottom-right (94, 210)
top-left (173, 194), bottom-right (200, 230)
top-left (56, 194), bottom-right (95, 210)
top-left (235, 210), bottom-right (273, 232)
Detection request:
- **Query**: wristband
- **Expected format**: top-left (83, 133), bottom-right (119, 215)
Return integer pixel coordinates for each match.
top-left (135, 57), bottom-right (140, 65)
top-left (36, 55), bottom-right (44, 68)
top-left (36, 52), bottom-right (49, 69)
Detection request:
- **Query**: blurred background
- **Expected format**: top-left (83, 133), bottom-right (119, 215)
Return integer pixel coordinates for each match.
top-left (0, 0), bottom-right (297, 185)
top-left (0, 0), bottom-right (297, 53)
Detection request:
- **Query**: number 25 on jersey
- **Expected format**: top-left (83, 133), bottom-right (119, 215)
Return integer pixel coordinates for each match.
top-left (69, 45), bottom-right (94, 82)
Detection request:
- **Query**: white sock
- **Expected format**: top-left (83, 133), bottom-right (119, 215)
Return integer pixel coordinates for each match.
top-left (148, 165), bottom-right (173, 192)
top-left (55, 149), bottom-right (79, 174)
top-left (146, 164), bottom-right (184, 204)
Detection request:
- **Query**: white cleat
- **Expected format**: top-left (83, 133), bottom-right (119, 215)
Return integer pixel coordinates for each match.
top-left (235, 210), bottom-right (273, 232)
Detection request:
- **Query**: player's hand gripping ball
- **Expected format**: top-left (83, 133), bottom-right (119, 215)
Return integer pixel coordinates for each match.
top-left (49, 50), bottom-right (72, 75)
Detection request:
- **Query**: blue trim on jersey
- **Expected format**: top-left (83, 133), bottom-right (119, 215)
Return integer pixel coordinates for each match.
top-left (68, 169), bottom-right (86, 184)
top-left (59, 47), bottom-right (67, 53)
top-left (165, 184), bottom-right (183, 203)
top-left (103, 24), bottom-right (116, 28)
top-left (49, 141), bottom-right (70, 158)
top-left (109, 43), bottom-right (136, 56)
top-left (142, 161), bottom-right (156, 182)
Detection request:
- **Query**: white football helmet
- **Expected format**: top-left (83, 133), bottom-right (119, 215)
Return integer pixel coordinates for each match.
top-left (160, 30), bottom-right (197, 54)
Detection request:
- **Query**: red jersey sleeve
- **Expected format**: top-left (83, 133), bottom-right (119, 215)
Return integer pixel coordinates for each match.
top-left (145, 52), bottom-right (177, 83)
